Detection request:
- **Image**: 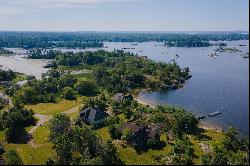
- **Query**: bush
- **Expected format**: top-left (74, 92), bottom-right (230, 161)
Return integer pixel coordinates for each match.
top-left (109, 125), bottom-right (122, 139)
top-left (121, 128), bottom-right (132, 141)
top-left (3, 150), bottom-right (23, 165)
top-left (62, 87), bottom-right (75, 100)
top-left (0, 99), bottom-right (6, 110)
top-left (75, 79), bottom-right (97, 96)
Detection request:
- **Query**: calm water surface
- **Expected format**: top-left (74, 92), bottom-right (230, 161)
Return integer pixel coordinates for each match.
top-left (104, 41), bottom-right (249, 135)
top-left (0, 41), bottom-right (249, 135)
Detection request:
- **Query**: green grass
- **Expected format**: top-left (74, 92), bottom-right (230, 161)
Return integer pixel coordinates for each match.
top-left (117, 134), bottom-right (172, 165)
top-left (3, 142), bottom-right (55, 165)
top-left (0, 130), bottom-right (5, 143)
top-left (33, 125), bottom-right (50, 145)
top-left (189, 129), bottom-right (225, 165)
top-left (96, 127), bottom-right (112, 142)
top-left (203, 129), bottom-right (225, 142)
top-left (1, 123), bottom-right (55, 165)
top-left (96, 127), bottom-right (172, 165)
top-left (25, 98), bottom-right (84, 116)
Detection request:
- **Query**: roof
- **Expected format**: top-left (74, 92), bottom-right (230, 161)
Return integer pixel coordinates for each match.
top-left (119, 123), bottom-right (159, 139)
top-left (119, 123), bottom-right (142, 133)
top-left (115, 93), bottom-right (124, 96)
top-left (80, 107), bottom-right (109, 122)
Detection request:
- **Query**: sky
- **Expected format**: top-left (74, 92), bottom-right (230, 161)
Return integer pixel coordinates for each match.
top-left (0, 0), bottom-right (249, 31)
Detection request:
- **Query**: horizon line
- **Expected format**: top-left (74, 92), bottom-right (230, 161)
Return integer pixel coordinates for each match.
top-left (0, 30), bottom-right (249, 33)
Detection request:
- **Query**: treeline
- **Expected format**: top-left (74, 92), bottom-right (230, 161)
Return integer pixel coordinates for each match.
top-left (0, 69), bottom-right (16, 81)
top-left (0, 32), bottom-right (103, 49)
top-left (46, 114), bottom-right (122, 165)
top-left (0, 32), bottom-right (248, 48)
top-left (201, 127), bottom-right (249, 165)
top-left (52, 50), bottom-right (191, 93)
top-left (165, 39), bottom-right (211, 47)
top-left (27, 49), bottom-right (62, 59)
top-left (0, 48), bottom-right (14, 54)
top-left (10, 70), bottom-right (97, 105)
top-left (0, 106), bottom-right (36, 143)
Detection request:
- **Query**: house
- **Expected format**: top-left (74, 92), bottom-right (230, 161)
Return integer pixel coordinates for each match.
top-left (114, 93), bottom-right (124, 102)
top-left (0, 92), bottom-right (9, 104)
top-left (16, 80), bottom-right (28, 87)
top-left (119, 123), bottom-right (160, 149)
top-left (114, 93), bottom-right (133, 102)
top-left (80, 107), bottom-right (109, 126)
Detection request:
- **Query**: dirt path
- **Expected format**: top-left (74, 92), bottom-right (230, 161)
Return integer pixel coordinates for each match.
top-left (28, 114), bottom-right (53, 134)
top-left (27, 104), bottom-right (83, 148)
top-left (65, 104), bottom-right (83, 115)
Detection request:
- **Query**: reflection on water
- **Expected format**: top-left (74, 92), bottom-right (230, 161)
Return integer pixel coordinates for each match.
top-left (0, 41), bottom-right (249, 135)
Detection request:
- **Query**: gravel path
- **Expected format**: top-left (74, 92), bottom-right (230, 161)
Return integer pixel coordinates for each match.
top-left (27, 104), bottom-right (83, 148)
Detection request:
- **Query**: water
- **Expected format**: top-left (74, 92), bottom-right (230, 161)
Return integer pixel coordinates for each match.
top-left (0, 48), bottom-right (50, 79)
top-left (103, 41), bottom-right (249, 135)
top-left (0, 41), bottom-right (249, 135)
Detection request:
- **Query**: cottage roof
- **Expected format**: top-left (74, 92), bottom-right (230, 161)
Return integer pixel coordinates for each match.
top-left (80, 107), bottom-right (109, 122)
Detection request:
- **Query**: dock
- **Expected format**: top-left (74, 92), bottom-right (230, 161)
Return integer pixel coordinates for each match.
top-left (208, 111), bottom-right (221, 117)
top-left (196, 111), bottom-right (222, 120)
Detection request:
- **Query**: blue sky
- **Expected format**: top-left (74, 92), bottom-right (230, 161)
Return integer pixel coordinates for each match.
top-left (0, 0), bottom-right (249, 31)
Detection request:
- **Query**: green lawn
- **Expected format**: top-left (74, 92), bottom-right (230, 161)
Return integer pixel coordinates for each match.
top-left (1, 123), bottom-right (55, 165)
top-left (3, 142), bottom-right (55, 165)
top-left (96, 127), bottom-right (112, 142)
top-left (25, 98), bottom-right (84, 116)
top-left (117, 134), bottom-right (172, 165)
top-left (189, 129), bottom-right (225, 165)
top-left (33, 125), bottom-right (50, 145)
top-left (96, 127), bottom-right (172, 165)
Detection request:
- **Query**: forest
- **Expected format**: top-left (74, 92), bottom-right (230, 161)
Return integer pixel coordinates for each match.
top-left (0, 31), bottom-right (248, 48)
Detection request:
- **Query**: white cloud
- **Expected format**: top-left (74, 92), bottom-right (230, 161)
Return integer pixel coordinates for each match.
top-left (0, 0), bottom-right (140, 15)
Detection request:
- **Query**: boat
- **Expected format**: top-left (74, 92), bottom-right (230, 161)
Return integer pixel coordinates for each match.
top-left (208, 111), bottom-right (221, 117)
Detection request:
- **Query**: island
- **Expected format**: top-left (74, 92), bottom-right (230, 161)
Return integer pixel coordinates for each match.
top-left (0, 48), bottom-right (248, 165)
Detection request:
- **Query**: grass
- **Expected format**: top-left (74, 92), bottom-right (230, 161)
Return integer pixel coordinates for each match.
top-left (25, 98), bottom-right (84, 116)
top-left (96, 127), bottom-right (112, 142)
top-left (189, 129), bottom-right (225, 165)
top-left (32, 125), bottom-right (50, 145)
top-left (203, 129), bottom-right (225, 142)
top-left (96, 126), bottom-right (172, 165)
top-left (116, 134), bottom-right (172, 165)
top-left (0, 130), bottom-right (5, 143)
top-left (3, 142), bottom-right (55, 165)
top-left (1, 123), bottom-right (55, 165)
top-left (12, 74), bottom-right (28, 84)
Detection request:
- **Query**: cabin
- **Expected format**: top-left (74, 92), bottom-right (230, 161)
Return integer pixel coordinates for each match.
top-left (80, 107), bottom-right (109, 126)
top-left (119, 123), bottom-right (160, 149)
top-left (16, 80), bottom-right (28, 87)
top-left (114, 93), bottom-right (133, 102)
top-left (114, 93), bottom-right (124, 102)
top-left (0, 93), bottom-right (9, 104)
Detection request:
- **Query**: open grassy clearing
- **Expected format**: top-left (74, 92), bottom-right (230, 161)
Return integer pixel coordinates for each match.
top-left (1, 124), bottom-right (55, 165)
top-left (25, 97), bottom-right (85, 115)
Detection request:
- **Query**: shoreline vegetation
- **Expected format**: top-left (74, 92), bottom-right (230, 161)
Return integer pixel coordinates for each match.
top-left (0, 32), bottom-right (249, 165)
top-left (135, 96), bottom-right (224, 133)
